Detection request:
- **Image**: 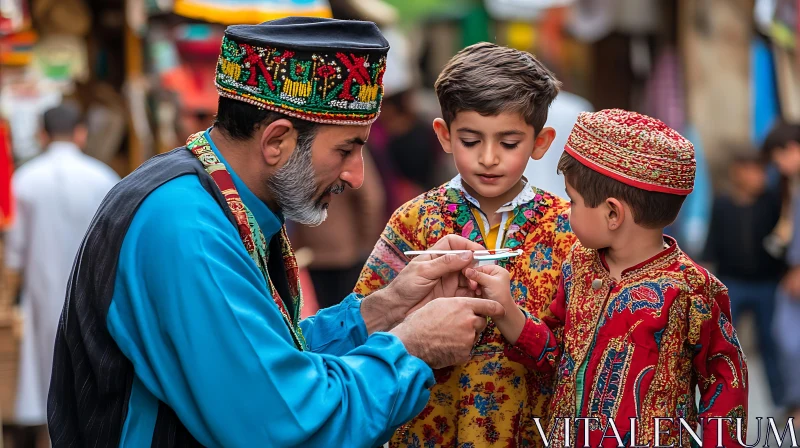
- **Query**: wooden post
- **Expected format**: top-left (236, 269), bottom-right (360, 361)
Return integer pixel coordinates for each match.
top-left (124, 22), bottom-right (144, 174)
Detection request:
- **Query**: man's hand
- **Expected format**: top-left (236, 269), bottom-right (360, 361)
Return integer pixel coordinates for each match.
top-left (362, 235), bottom-right (484, 332)
top-left (390, 297), bottom-right (505, 369)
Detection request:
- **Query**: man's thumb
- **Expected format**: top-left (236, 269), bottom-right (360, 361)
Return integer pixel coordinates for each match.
top-left (424, 251), bottom-right (473, 277)
top-left (464, 298), bottom-right (506, 319)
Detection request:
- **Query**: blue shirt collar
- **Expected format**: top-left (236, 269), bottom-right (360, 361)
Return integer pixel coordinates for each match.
top-left (204, 128), bottom-right (283, 238)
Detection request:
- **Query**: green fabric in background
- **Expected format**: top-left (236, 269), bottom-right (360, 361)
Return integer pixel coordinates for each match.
top-left (461, 4), bottom-right (492, 47)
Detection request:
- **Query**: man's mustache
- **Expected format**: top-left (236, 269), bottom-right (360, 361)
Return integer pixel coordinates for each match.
top-left (328, 183), bottom-right (345, 195)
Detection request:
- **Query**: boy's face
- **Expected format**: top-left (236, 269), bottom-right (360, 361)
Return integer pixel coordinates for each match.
top-left (564, 179), bottom-right (613, 250)
top-left (771, 142), bottom-right (800, 177)
top-left (433, 111), bottom-right (555, 201)
top-left (730, 162), bottom-right (766, 196)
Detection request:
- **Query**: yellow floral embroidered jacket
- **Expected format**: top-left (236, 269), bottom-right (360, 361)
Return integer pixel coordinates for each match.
top-left (354, 176), bottom-right (575, 447)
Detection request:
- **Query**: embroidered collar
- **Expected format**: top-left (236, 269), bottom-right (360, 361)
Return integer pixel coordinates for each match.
top-left (447, 174), bottom-right (539, 213)
top-left (204, 128), bottom-right (283, 237)
top-left (596, 235), bottom-right (681, 280)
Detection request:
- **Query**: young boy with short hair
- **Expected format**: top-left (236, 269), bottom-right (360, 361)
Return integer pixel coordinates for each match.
top-left (355, 42), bottom-right (576, 446)
top-left (764, 121), bottom-right (800, 430)
top-left (468, 109), bottom-right (748, 447)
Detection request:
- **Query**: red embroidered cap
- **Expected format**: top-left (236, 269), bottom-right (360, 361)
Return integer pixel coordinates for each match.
top-left (564, 109), bottom-right (695, 195)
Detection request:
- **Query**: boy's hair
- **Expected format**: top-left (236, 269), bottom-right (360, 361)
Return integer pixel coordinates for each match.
top-left (558, 152), bottom-right (686, 229)
top-left (434, 42), bottom-right (561, 134)
top-left (729, 151), bottom-right (766, 168)
top-left (762, 121), bottom-right (800, 154)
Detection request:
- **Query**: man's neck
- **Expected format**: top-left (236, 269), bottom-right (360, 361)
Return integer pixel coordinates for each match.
top-left (48, 138), bottom-right (78, 148)
top-left (604, 228), bottom-right (666, 280)
top-left (207, 127), bottom-right (278, 210)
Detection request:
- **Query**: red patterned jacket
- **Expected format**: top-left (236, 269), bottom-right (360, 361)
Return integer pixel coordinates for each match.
top-left (508, 238), bottom-right (748, 447)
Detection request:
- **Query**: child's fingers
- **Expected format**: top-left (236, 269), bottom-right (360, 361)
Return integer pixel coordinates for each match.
top-left (465, 267), bottom-right (496, 286)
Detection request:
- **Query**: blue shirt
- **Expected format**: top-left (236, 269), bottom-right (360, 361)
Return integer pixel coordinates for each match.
top-left (106, 130), bottom-right (434, 447)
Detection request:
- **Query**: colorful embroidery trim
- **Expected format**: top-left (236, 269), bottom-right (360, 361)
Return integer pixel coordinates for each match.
top-left (187, 131), bottom-right (307, 350)
top-left (216, 35), bottom-right (386, 125)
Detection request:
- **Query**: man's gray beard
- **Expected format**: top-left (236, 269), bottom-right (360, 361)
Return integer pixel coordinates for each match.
top-left (266, 134), bottom-right (330, 227)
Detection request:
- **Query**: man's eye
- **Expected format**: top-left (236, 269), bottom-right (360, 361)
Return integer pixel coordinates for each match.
top-left (339, 149), bottom-right (351, 158)
top-left (461, 140), bottom-right (479, 148)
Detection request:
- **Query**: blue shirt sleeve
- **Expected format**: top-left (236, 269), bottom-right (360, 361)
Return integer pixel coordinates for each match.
top-left (300, 293), bottom-right (369, 356)
top-left (107, 175), bottom-right (434, 447)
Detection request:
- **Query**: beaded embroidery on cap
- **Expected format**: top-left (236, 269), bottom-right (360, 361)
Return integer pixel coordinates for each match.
top-left (564, 109), bottom-right (696, 195)
top-left (215, 35), bottom-right (387, 125)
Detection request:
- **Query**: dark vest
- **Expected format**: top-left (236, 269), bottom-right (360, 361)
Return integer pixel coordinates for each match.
top-left (47, 148), bottom-right (228, 447)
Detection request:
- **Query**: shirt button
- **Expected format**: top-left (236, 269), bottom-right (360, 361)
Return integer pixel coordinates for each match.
top-left (591, 279), bottom-right (603, 290)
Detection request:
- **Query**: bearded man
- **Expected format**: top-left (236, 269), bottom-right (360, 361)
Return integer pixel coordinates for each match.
top-left (47, 17), bottom-right (502, 447)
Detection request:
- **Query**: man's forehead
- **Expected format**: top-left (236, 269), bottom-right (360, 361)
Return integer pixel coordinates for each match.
top-left (319, 124), bottom-right (371, 144)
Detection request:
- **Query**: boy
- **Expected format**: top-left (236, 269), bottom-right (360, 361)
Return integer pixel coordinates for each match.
top-left (468, 109), bottom-right (748, 447)
top-left (355, 42), bottom-right (576, 446)
top-left (764, 121), bottom-right (800, 429)
top-left (703, 152), bottom-right (784, 409)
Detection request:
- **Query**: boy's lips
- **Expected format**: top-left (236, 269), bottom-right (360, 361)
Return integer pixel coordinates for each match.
top-left (476, 173), bottom-right (503, 184)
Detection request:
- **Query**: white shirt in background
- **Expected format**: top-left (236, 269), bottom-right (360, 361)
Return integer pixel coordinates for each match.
top-left (4, 141), bottom-right (119, 425)
top-left (524, 91), bottom-right (594, 200)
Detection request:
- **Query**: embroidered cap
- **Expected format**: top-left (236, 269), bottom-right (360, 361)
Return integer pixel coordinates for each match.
top-left (215, 16), bottom-right (389, 125)
top-left (564, 109), bottom-right (695, 195)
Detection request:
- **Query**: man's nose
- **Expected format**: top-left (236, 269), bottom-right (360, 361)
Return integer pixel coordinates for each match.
top-left (341, 152), bottom-right (365, 189)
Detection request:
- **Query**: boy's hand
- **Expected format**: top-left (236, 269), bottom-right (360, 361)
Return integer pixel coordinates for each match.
top-left (465, 265), bottom-right (515, 310)
top-left (465, 265), bottom-right (527, 344)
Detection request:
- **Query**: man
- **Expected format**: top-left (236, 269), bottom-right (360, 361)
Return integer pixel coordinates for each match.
top-left (3, 102), bottom-right (119, 443)
top-left (47, 17), bottom-right (503, 447)
top-left (290, 147), bottom-right (386, 309)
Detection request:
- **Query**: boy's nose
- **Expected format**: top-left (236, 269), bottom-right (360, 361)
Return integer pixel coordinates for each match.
top-left (479, 146), bottom-right (500, 167)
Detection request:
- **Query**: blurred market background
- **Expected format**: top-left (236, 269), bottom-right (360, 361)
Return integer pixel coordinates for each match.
top-left (0, 0), bottom-right (799, 446)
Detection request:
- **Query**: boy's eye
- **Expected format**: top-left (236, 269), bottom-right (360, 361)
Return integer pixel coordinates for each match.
top-left (339, 149), bottom-right (351, 159)
top-left (501, 142), bottom-right (520, 150)
top-left (461, 140), bottom-right (479, 148)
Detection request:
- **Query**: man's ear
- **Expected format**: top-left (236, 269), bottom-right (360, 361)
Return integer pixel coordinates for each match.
top-left (531, 127), bottom-right (556, 161)
top-left (606, 197), bottom-right (625, 230)
top-left (72, 125), bottom-right (89, 149)
top-left (432, 118), bottom-right (453, 154)
top-left (260, 119), bottom-right (298, 167)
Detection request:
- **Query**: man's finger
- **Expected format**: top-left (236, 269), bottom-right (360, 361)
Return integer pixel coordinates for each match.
top-left (473, 315), bottom-right (488, 333)
top-left (419, 251), bottom-right (474, 279)
top-left (461, 297), bottom-right (506, 319)
top-left (431, 234), bottom-right (485, 252)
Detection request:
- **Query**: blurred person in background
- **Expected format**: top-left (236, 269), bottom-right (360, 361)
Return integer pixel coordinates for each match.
top-left (523, 90), bottom-right (593, 200)
top-left (702, 150), bottom-right (785, 409)
top-left (764, 121), bottom-right (800, 427)
top-left (369, 27), bottom-right (441, 220)
top-left (2, 101), bottom-right (119, 447)
top-left (290, 148), bottom-right (385, 309)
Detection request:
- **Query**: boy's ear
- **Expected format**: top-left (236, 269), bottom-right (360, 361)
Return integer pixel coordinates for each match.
top-left (605, 197), bottom-right (625, 231)
top-left (433, 118), bottom-right (453, 154)
top-left (531, 127), bottom-right (556, 161)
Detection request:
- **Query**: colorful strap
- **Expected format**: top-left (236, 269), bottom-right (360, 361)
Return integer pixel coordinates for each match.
top-left (187, 131), bottom-right (307, 350)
